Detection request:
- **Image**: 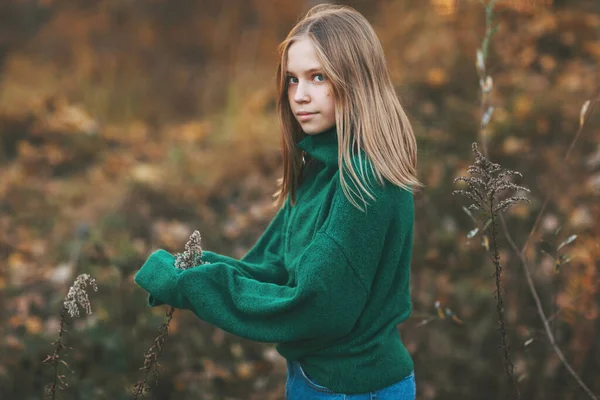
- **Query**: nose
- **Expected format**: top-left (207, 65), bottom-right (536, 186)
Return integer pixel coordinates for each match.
top-left (293, 81), bottom-right (309, 104)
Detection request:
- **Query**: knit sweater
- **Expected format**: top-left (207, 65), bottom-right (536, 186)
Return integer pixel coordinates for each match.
top-left (134, 126), bottom-right (415, 394)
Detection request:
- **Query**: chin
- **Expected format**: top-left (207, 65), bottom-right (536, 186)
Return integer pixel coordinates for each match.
top-left (301, 124), bottom-right (328, 135)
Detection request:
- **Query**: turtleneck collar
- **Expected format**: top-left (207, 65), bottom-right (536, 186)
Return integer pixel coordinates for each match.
top-left (296, 125), bottom-right (339, 166)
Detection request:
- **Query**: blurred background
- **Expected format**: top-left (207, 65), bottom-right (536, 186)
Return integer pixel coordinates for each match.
top-left (1, 0), bottom-right (599, 399)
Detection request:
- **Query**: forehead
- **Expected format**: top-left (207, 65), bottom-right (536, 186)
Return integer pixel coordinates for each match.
top-left (286, 37), bottom-right (322, 73)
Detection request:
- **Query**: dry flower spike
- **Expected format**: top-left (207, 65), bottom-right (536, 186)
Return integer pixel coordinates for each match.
top-left (453, 142), bottom-right (530, 219)
top-left (64, 273), bottom-right (98, 318)
top-left (44, 273), bottom-right (98, 400)
top-left (453, 141), bottom-right (530, 399)
top-left (174, 230), bottom-right (205, 270)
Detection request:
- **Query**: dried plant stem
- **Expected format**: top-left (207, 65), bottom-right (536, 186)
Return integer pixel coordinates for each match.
top-left (132, 306), bottom-right (175, 399)
top-left (51, 307), bottom-right (67, 396)
top-left (469, 4), bottom-right (524, 393)
top-left (489, 212), bottom-right (519, 398)
top-left (478, 0), bottom-right (499, 157)
top-left (44, 306), bottom-right (68, 400)
top-left (453, 144), bottom-right (528, 400)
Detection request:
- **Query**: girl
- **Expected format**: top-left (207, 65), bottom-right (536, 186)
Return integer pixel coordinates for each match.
top-left (135, 4), bottom-right (422, 399)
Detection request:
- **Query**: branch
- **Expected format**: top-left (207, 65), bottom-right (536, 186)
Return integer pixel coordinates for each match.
top-left (498, 214), bottom-right (598, 400)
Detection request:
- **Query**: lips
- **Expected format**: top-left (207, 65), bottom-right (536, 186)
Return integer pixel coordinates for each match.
top-left (297, 112), bottom-right (316, 122)
top-left (297, 112), bottom-right (316, 116)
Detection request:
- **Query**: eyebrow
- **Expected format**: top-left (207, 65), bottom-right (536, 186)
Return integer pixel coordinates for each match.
top-left (284, 67), bottom-right (323, 75)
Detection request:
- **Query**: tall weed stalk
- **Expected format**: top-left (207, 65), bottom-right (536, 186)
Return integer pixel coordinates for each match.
top-left (457, 1), bottom-right (600, 399)
top-left (131, 231), bottom-right (205, 399)
top-left (454, 144), bottom-right (529, 399)
top-left (43, 274), bottom-right (98, 400)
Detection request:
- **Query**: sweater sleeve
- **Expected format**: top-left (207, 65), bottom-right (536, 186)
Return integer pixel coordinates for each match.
top-left (200, 199), bottom-right (289, 285)
top-left (133, 231), bottom-right (369, 343)
top-left (133, 178), bottom-right (404, 344)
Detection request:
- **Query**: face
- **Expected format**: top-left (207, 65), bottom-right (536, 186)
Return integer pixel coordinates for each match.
top-left (286, 37), bottom-right (336, 135)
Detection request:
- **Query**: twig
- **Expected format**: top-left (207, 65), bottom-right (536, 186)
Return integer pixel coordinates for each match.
top-left (131, 306), bottom-right (175, 399)
top-left (490, 211), bottom-right (519, 397)
top-left (499, 213), bottom-right (599, 400)
top-left (43, 306), bottom-right (69, 400)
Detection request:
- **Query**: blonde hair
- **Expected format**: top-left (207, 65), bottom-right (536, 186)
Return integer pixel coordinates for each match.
top-left (274, 4), bottom-right (423, 210)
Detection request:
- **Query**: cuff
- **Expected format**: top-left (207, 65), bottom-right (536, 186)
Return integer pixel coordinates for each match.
top-left (134, 249), bottom-right (181, 308)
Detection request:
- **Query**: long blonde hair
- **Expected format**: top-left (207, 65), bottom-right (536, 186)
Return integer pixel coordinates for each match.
top-left (274, 4), bottom-right (423, 210)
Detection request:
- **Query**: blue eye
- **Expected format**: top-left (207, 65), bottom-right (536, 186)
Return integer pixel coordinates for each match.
top-left (286, 74), bottom-right (325, 84)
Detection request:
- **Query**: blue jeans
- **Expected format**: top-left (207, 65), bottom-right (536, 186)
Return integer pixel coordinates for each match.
top-left (285, 360), bottom-right (416, 400)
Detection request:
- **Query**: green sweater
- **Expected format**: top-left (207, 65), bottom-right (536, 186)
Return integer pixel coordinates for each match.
top-left (134, 126), bottom-right (415, 394)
